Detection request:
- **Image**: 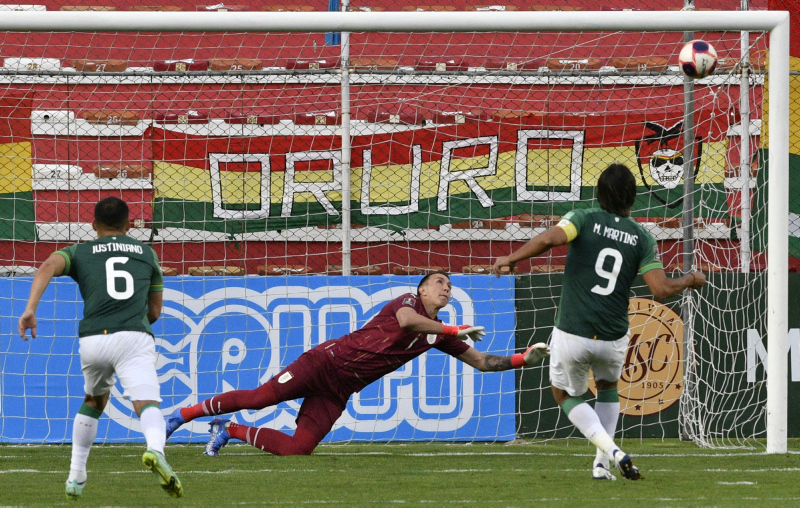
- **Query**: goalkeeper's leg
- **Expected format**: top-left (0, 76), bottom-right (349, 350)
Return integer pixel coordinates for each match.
top-left (225, 395), bottom-right (344, 456)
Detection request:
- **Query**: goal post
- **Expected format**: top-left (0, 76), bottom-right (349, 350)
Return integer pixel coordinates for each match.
top-left (0, 10), bottom-right (789, 452)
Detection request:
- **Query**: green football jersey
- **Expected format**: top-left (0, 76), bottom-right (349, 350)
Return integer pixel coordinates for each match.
top-left (55, 235), bottom-right (163, 338)
top-left (554, 207), bottom-right (663, 341)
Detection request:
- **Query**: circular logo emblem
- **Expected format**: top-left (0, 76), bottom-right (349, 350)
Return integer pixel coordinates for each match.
top-left (590, 298), bottom-right (684, 416)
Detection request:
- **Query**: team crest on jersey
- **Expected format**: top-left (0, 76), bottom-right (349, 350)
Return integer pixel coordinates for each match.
top-left (278, 371), bottom-right (294, 384)
top-left (426, 334), bottom-right (437, 344)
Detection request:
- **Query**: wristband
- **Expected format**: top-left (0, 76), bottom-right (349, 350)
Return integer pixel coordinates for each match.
top-left (510, 353), bottom-right (526, 368)
top-left (441, 325), bottom-right (459, 336)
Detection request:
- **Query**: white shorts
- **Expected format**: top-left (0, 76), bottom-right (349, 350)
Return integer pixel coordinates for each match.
top-left (549, 327), bottom-right (629, 397)
top-left (79, 331), bottom-right (161, 402)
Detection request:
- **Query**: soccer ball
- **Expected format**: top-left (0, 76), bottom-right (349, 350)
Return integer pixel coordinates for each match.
top-left (678, 39), bottom-right (718, 79)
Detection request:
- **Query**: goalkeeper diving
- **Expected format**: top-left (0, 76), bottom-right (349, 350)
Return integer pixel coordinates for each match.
top-left (166, 271), bottom-right (548, 456)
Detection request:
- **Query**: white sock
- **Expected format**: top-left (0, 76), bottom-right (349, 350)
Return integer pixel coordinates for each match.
top-left (140, 406), bottom-right (166, 454)
top-left (68, 413), bottom-right (99, 484)
top-left (566, 402), bottom-right (620, 458)
top-left (594, 401), bottom-right (620, 467)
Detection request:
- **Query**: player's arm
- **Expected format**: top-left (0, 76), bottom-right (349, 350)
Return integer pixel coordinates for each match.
top-left (457, 343), bottom-right (550, 372)
top-left (642, 269), bottom-right (706, 300)
top-left (396, 307), bottom-right (485, 341)
top-left (18, 253), bottom-right (67, 340)
top-left (147, 290), bottom-right (163, 324)
top-left (492, 226), bottom-right (569, 276)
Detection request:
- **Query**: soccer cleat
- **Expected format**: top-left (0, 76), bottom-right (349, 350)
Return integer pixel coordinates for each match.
top-left (204, 418), bottom-right (231, 456)
top-left (613, 449), bottom-right (641, 481)
top-left (142, 448), bottom-right (184, 498)
top-left (592, 463), bottom-right (617, 481)
top-left (65, 479), bottom-right (85, 501)
top-left (164, 408), bottom-right (186, 439)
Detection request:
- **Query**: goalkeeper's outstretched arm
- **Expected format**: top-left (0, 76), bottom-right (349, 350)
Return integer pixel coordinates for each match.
top-left (457, 343), bottom-right (550, 372)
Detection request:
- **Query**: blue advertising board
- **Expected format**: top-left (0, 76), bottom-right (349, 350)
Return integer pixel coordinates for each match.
top-left (1, 275), bottom-right (516, 443)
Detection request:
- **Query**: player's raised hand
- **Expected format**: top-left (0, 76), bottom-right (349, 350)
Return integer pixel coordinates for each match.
top-left (492, 256), bottom-right (515, 277)
top-left (18, 310), bottom-right (37, 341)
top-left (522, 343), bottom-right (549, 365)
top-left (442, 324), bottom-right (486, 341)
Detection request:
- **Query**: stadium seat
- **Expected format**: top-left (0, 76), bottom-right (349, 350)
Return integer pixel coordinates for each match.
top-left (196, 4), bottom-right (247, 11)
top-left (359, 107), bottom-right (422, 125)
top-left (529, 5), bottom-right (584, 10)
top-left (513, 214), bottom-right (560, 228)
top-left (91, 164), bottom-right (149, 179)
top-left (451, 219), bottom-right (508, 229)
top-left (490, 109), bottom-right (545, 123)
top-left (131, 5), bottom-right (183, 10)
top-left (0, 265), bottom-right (37, 276)
top-left (284, 58), bottom-right (340, 70)
top-left (152, 59), bottom-right (209, 71)
top-left (155, 110), bottom-right (209, 124)
top-left (0, 5), bottom-right (46, 11)
top-left (469, 5), bottom-right (520, 11)
top-left (257, 265), bottom-right (312, 275)
top-left (401, 5), bottom-right (456, 11)
top-left (529, 264), bottom-right (566, 273)
top-left (3, 58), bottom-right (61, 71)
top-left (326, 265), bottom-right (383, 275)
top-left (349, 57), bottom-right (399, 70)
top-left (72, 59), bottom-right (128, 72)
top-left (347, 5), bottom-right (386, 11)
top-left (427, 109), bottom-right (488, 124)
top-left (610, 57), bottom-right (669, 73)
top-left (160, 266), bottom-right (179, 276)
top-left (482, 58), bottom-right (543, 71)
top-left (462, 265), bottom-right (516, 274)
top-left (545, 58), bottom-right (604, 72)
top-left (226, 110), bottom-right (284, 125)
top-left (188, 266), bottom-right (245, 276)
top-left (262, 5), bottom-right (315, 11)
top-left (294, 111), bottom-right (341, 126)
top-left (393, 266), bottom-right (449, 275)
top-left (60, 5), bottom-right (115, 10)
top-left (81, 110), bottom-right (139, 126)
top-left (415, 57), bottom-right (468, 72)
top-left (209, 58), bottom-right (263, 71)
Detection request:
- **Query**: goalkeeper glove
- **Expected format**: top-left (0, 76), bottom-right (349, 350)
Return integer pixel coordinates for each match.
top-left (510, 343), bottom-right (550, 368)
top-left (441, 324), bottom-right (486, 342)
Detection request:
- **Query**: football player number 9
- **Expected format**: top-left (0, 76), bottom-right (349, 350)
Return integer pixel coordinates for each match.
top-left (106, 257), bottom-right (134, 300)
top-left (591, 248), bottom-right (623, 296)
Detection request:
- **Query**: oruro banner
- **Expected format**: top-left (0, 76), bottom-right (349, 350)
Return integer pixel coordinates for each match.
top-left (1, 275), bottom-right (515, 443)
top-left (150, 110), bottom-right (732, 234)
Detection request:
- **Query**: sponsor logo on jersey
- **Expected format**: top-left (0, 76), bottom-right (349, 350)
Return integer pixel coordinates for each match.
top-left (590, 297), bottom-right (683, 417)
top-left (403, 296), bottom-right (416, 306)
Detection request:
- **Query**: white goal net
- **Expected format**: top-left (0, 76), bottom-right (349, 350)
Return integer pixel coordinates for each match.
top-left (0, 7), bottom-right (789, 452)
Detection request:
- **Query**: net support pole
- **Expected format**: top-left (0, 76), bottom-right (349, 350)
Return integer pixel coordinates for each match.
top-left (339, 0), bottom-right (352, 275)
top-left (766, 13), bottom-right (790, 455)
top-left (740, 0), bottom-right (752, 273)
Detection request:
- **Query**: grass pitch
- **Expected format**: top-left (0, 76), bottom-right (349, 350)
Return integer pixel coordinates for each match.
top-left (2, 439), bottom-right (799, 506)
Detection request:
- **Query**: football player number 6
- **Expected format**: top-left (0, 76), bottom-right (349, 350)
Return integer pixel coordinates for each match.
top-left (106, 257), bottom-right (134, 300)
top-left (591, 248), bottom-right (623, 296)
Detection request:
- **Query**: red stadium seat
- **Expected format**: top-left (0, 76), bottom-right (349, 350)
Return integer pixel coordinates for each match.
top-left (92, 164), bottom-right (149, 179)
top-left (462, 265), bottom-right (516, 274)
top-left (392, 266), bottom-right (449, 275)
top-left (610, 57), bottom-right (669, 73)
top-left (152, 59), bottom-right (209, 72)
top-left (415, 57), bottom-right (468, 72)
top-left (81, 110), bottom-right (139, 126)
top-left (155, 110), bottom-right (209, 124)
top-left (294, 111), bottom-right (341, 126)
top-left (427, 109), bottom-right (488, 124)
top-left (188, 266), bottom-right (245, 276)
top-left (284, 58), bottom-right (340, 70)
top-left (208, 58), bottom-right (262, 71)
top-left (72, 59), bottom-right (128, 72)
top-left (257, 265), bottom-right (313, 276)
top-left (326, 265), bottom-right (383, 275)
top-left (545, 58), bottom-right (604, 72)
top-left (226, 110), bottom-right (284, 125)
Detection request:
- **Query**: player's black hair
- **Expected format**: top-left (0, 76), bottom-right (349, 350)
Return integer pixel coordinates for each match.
top-left (417, 270), bottom-right (450, 295)
top-left (597, 163), bottom-right (637, 217)
top-left (94, 196), bottom-right (130, 230)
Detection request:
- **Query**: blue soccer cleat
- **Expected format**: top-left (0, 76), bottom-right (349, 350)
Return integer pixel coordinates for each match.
top-left (165, 408), bottom-right (186, 439)
top-left (204, 418), bottom-right (231, 456)
top-left (65, 479), bottom-right (85, 501)
top-left (613, 450), bottom-right (641, 481)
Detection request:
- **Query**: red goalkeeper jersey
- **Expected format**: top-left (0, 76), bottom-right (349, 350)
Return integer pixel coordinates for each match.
top-left (320, 293), bottom-right (471, 391)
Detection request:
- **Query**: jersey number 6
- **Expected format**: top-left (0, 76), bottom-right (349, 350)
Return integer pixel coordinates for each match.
top-left (591, 248), bottom-right (623, 296)
top-left (106, 256), bottom-right (134, 300)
